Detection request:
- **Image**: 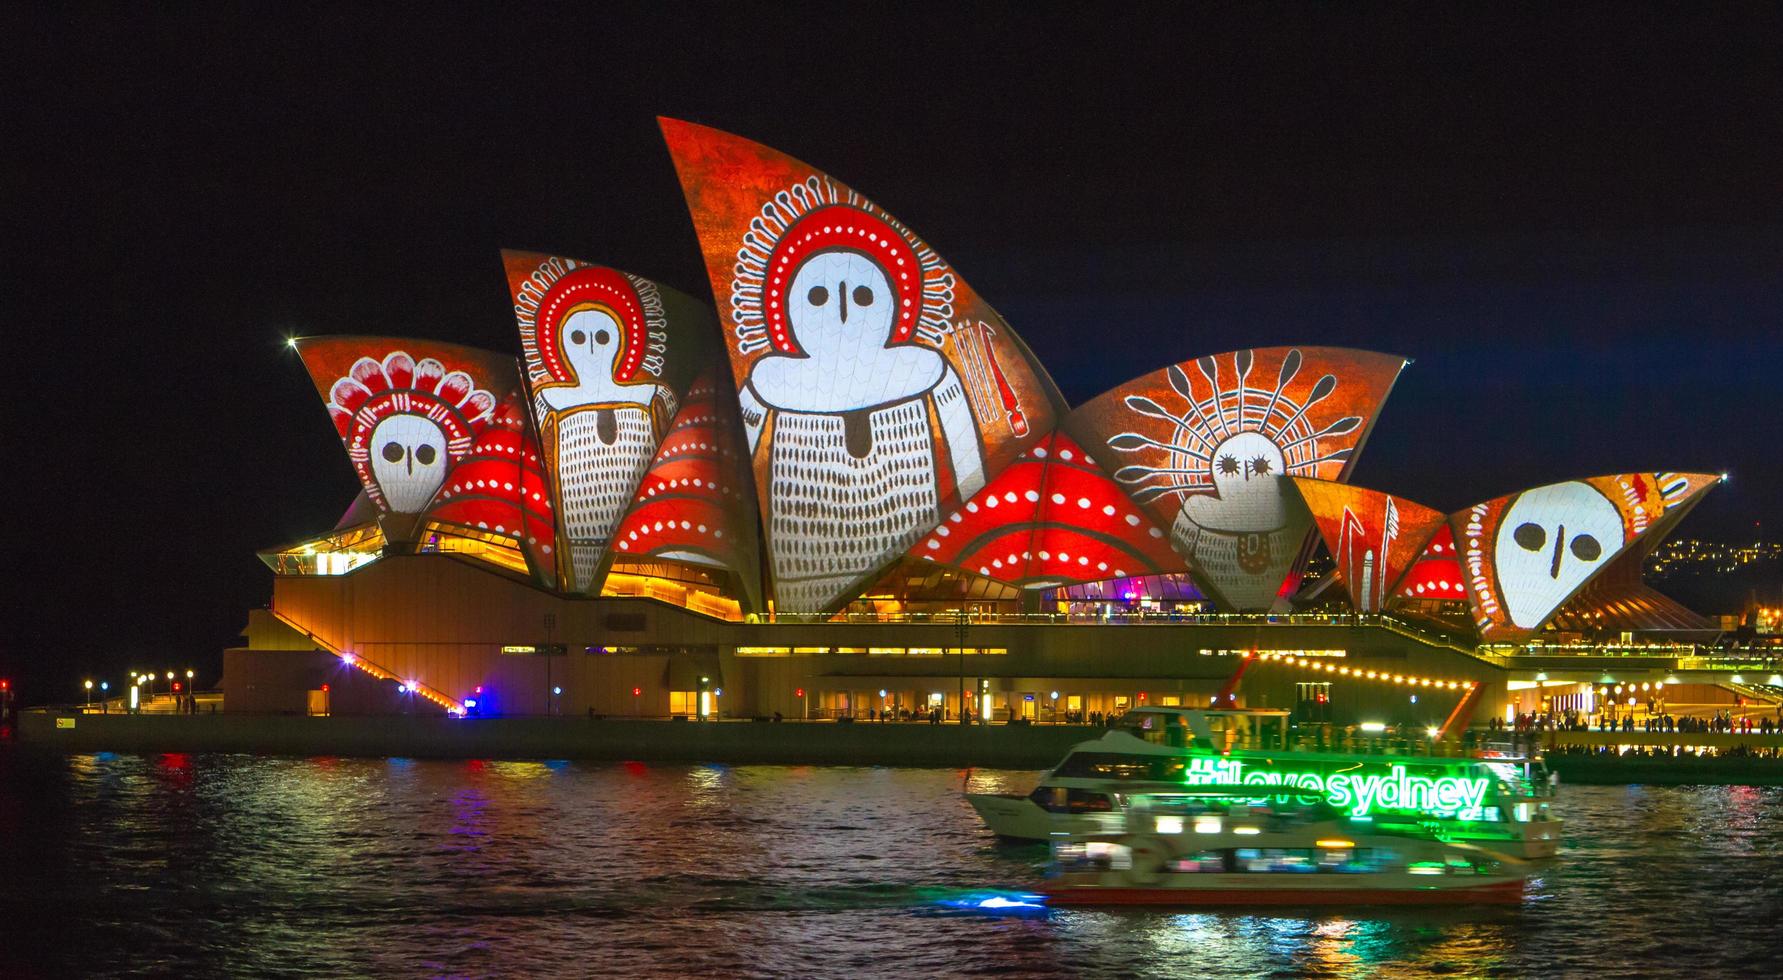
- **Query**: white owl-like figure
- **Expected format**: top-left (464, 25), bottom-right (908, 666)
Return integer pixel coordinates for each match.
top-left (514, 258), bottom-right (675, 592)
top-left (1492, 481), bottom-right (1623, 628)
top-left (1111, 351), bottom-right (1367, 611)
top-left (730, 184), bottom-right (985, 614)
top-left (326, 351), bottom-right (496, 514)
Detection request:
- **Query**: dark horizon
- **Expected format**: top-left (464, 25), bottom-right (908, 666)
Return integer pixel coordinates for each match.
top-left (4, 4), bottom-right (1779, 699)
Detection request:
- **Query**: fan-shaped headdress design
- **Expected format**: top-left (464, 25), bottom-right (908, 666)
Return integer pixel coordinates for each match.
top-left (326, 351), bottom-right (496, 507)
top-left (513, 257), bottom-right (667, 385)
top-left (729, 176), bottom-right (954, 355)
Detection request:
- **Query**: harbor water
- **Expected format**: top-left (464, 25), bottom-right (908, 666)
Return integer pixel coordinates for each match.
top-left (1, 748), bottom-right (1780, 976)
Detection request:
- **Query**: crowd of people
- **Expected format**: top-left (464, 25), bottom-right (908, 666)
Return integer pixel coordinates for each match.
top-left (1494, 703), bottom-right (1783, 736)
top-left (1548, 742), bottom-right (1783, 761)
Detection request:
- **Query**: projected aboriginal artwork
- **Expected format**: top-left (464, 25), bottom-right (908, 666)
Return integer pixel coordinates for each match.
top-left (504, 251), bottom-right (704, 593)
top-left (1453, 472), bottom-right (1720, 638)
top-left (606, 368), bottom-right (763, 611)
top-left (297, 339), bottom-right (503, 517)
top-left (1290, 479), bottom-right (1447, 613)
top-left (1067, 347), bottom-right (1405, 612)
top-left (423, 377), bottom-right (558, 586)
top-left (1396, 525), bottom-right (1466, 602)
top-left (913, 432), bottom-right (1185, 587)
top-left (660, 118), bottom-right (1062, 614)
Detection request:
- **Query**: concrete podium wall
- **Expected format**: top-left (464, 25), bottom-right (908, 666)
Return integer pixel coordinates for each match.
top-left (17, 711), bottom-right (1094, 768)
top-left (255, 555), bottom-right (1509, 723)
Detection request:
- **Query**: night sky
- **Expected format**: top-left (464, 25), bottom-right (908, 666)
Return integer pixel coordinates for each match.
top-left (5, 5), bottom-right (1779, 699)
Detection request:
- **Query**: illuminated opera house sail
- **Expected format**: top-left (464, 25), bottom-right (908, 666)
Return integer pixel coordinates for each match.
top-left (247, 118), bottom-right (1723, 721)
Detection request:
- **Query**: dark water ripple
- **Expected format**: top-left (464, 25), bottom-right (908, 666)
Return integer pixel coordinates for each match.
top-left (2, 749), bottom-right (1780, 977)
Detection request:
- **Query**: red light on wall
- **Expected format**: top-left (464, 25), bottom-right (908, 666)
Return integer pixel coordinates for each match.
top-left (632, 687), bottom-right (642, 696)
top-left (1137, 691), bottom-right (1147, 701)
top-left (172, 682), bottom-right (182, 692)
top-left (796, 687), bottom-right (805, 698)
top-left (321, 684), bottom-right (331, 693)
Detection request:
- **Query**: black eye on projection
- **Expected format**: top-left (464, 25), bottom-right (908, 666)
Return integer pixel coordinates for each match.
top-left (1513, 522), bottom-right (1546, 552)
top-left (1570, 534), bottom-right (1602, 562)
top-left (594, 328), bottom-right (611, 345)
top-left (414, 445), bottom-right (438, 466)
top-left (852, 284), bottom-right (874, 306)
top-left (381, 442), bottom-right (405, 463)
top-left (569, 329), bottom-right (587, 346)
top-left (807, 285), bottom-right (830, 306)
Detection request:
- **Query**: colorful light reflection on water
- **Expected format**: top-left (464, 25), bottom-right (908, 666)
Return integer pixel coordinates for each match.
top-left (1, 751), bottom-right (1780, 976)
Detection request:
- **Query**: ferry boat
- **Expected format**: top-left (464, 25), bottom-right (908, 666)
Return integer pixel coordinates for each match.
top-left (1043, 787), bottom-right (1531, 907)
top-left (967, 707), bottom-right (1560, 859)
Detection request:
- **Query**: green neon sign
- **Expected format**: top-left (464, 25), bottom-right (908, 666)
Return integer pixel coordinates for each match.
top-left (1182, 757), bottom-right (1490, 818)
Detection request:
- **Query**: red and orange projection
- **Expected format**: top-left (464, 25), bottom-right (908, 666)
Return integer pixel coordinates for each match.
top-left (296, 337), bottom-right (556, 583)
top-left (1067, 347), bottom-right (1405, 611)
top-left (606, 368), bottom-right (763, 611)
top-left (501, 250), bottom-right (711, 593)
top-left (1290, 479), bottom-right (1447, 613)
top-left (1452, 472), bottom-right (1721, 639)
top-left (912, 432), bottom-right (1185, 587)
top-left (660, 117), bottom-right (1062, 614)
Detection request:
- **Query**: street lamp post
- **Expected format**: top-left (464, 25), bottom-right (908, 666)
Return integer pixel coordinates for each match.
top-left (84, 679), bottom-right (93, 709)
top-left (954, 608), bottom-right (969, 725)
top-left (543, 612), bottom-right (556, 718)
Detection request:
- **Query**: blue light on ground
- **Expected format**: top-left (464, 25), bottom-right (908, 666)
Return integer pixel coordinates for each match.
top-left (928, 890), bottom-right (1050, 915)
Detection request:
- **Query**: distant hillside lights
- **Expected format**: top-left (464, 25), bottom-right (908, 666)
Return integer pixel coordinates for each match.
top-left (1645, 538), bottom-right (1782, 579)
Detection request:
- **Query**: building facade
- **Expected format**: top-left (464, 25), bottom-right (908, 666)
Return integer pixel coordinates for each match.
top-left (228, 120), bottom-right (1724, 727)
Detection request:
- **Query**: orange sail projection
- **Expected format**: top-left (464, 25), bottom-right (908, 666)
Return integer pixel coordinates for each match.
top-left (659, 117), bottom-right (1063, 614)
top-left (1066, 347), bottom-right (1406, 612)
top-left (1290, 478), bottom-right (1447, 613)
top-left (500, 250), bottom-right (711, 593)
top-left (605, 368), bottom-right (764, 612)
top-left (296, 337), bottom-right (556, 584)
top-left (1451, 472), bottom-right (1721, 640)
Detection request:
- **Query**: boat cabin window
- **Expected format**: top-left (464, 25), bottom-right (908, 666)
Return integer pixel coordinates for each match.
top-left (1053, 752), bottom-right (1190, 782)
top-left (1029, 786), bottom-right (1115, 813)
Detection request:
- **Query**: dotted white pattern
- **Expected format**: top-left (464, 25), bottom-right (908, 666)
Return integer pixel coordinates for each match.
top-left (557, 406), bottom-right (656, 590)
top-left (767, 398), bottom-right (939, 613)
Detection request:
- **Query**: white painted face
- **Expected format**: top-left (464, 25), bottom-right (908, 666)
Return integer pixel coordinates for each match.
top-left (1183, 431), bottom-right (1290, 534)
top-left (559, 307), bottom-right (625, 384)
top-left (369, 414), bottom-right (449, 513)
top-left (1208, 431), bottom-right (1286, 500)
top-left (786, 250), bottom-right (895, 361)
top-left (1494, 481), bottom-right (1623, 628)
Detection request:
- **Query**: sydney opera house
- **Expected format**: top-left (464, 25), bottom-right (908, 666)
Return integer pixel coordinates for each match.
top-left (225, 119), bottom-right (1724, 726)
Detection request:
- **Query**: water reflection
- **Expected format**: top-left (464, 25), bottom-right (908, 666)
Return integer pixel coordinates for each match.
top-left (0, 751), bottom-right (1779, 976)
